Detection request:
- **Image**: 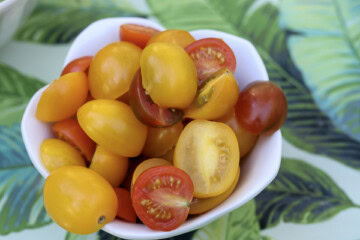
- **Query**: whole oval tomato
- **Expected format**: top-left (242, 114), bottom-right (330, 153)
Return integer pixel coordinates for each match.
top-left (40, 139), bottom-right (86, 172)
top-left (114, 188), bottom-right (136, 223)
top-left (142, 121), bottom-right (184, 157)
top-left (120, 24), bottom-right (159, 49)
top-left (43, 166), bottom-right (118, 234)
top-left (90, 145), bottom-right (129, 187)
top-left (140, 42), bottom-right (197, 109)
top-left (147, 29), bottom-right (195, 48)
top-left (36, 72), bottom-right (88, 122)
top-left (88, 42), bottom-right (142, 99)
top-left (77, 100), bottom-right (148, 157)
top-left (235, 81), bottom-right (288, 135)
top-left (174, 120), bottom-right (239, 198)
top-left (61, 56), bottom-right (92, 76)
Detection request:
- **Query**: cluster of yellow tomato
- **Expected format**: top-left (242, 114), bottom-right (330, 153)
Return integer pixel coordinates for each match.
top-left (35, 24), bottom-right (287, 234)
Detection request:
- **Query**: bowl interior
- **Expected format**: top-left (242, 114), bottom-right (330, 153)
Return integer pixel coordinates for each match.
top-left (21, 17), bottom-right (281, 240)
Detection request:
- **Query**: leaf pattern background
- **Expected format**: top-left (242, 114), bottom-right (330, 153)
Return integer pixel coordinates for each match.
top-left (0, 0), bottom-right (360, 239)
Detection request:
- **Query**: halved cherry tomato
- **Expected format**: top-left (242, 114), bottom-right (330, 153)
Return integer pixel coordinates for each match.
top-left (147, 30), bottom-right (195, 48)
top-left (185, 38), bottom-right (236, 86)
top-left (235, 81), bottom-right (288, 135)
top-left (114, 188), bottom-right (136, 223)
top-left (52, 118), bottom-right (96, 162)
top-left (61, 56), bottom-right (92, 76)
top-left (132, 166), bottom-right (194, 231)
top-left (174, 120), bottom-right (239, 198)
top-left (120, 24), bottom-right (160, 49)
top-left (142, 122), bottom-right (183, 157)
top-left (189, 167), bottom-right (239, 214)
top-left (184, 68), bottom-right (239, 120)
top-left (129, 70), bottom-right (183, 127)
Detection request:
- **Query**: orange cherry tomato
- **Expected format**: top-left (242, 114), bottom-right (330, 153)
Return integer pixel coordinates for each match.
top-left (114, 188), bottom-right (136, 223)
top-left (147, 29), bottom-right (195, 48)
top-left (52, 118), bottom-right (96, 162)
top-left (61, 56), bottom-right (92, 76)
top-left (120, 24), bottom-right (160, 49)
top-left (36, 72), bottom-right (88, 122)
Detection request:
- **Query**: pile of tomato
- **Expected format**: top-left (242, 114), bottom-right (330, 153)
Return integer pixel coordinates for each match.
top-left (36, 24), bottom-right (287, 234)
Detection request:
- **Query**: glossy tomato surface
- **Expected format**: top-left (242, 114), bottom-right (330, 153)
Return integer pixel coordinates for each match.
top-left (132, 166), bottom-right (194, 231)
top-left (147, 29), bottom-right (195, 48)
top-left (114, 188), bottom-right (136, 223)
top-left (120, 24), bottom-right (159, 48)
top-left (61, 56), bottom-right (92, 76)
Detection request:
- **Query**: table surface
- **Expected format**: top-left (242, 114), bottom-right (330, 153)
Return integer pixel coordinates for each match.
top-left (1, 0), bottom-right (360, 239)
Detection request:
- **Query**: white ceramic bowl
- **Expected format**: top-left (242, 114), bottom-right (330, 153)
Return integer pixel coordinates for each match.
top-left (21, 17), bottom-right (282, 240)
top-left (0, 0), bottom-right (37, 47)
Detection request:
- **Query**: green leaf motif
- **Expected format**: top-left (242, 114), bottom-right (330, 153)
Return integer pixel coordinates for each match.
top-left (280, 0), bottom-right (360, 142)
top-left (192, 200), bottom-right (260, 240)
top-left (147, 0), bottom-right (360, 169)
top-left (255, 158), bottom-right (359, 229)
top-left (0, 124), bottom-right (51, 235)
top-left (15, 0), bottom-right (147, 44)
top-left (0, 63), bottom-right (45, 126)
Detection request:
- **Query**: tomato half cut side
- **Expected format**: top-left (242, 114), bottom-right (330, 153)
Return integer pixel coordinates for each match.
top-left (61, 56), bottom-right (92, 76)
top-left (52, 118), bottom-right (96, 162)
top-left (120, 24), bottom-right (160, 49)
top-left (129, 70), bottom-right (183, 127)
top-left (132, 166), bottom-right (194, 231)
top-left (185, 38), bottom-right (236, 86)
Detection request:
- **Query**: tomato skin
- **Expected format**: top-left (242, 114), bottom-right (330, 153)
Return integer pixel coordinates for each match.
top-left (88, 42), bottom-right (142, 99)
top-left (52, 118), bottom-right (96, 162)
top-left (43, 166), bottom-right (118, 234)
top-left (90, 146), bottom-right (129, 187)
top-left (40, 139), bottom-right (86, 172)
top-left (114, 188), bottom-right (136, 223)
top-left (129, 70), bottom-right (183, 127)
top-left (142, 122), bottom-right (184, 157)
top-left (120, 24), bottom-right (159, 49)
top-left (36, 72), bottom-right (88, 122)
top-left (235, 81), bottom-right (288, 135)
top-left (132, 166), bottom-right (194, 231)
top-left (77, 100), bottom-right (148, 157)
top-left (147, 29), bottom-right (195, 48)
top-left (61, 56), bottom-right (92, 76)
top-left (185, 38), bottom-right (236, 86)
top-left (141, 42), bottom-right (198, 109)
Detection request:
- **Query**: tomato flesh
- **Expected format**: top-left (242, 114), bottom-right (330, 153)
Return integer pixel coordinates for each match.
top-left (61, 56), bottom-right (92, 76)
top-left (132, 166), bottom-right (194, 231)
top-left (120, 24), bottom-right (159, 49)
top-left (129, 70), bottom-right (183, 127)
top-left (185, 38), bottom-right (236, 86)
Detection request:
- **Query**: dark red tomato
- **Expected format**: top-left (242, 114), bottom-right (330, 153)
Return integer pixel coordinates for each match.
top-left (235, 81), bottom-right (287, 135)
top-left (120, 24), bottom-right (160, 49)
top-left (61, 56), bottom-right (92, 76)
top-left (185, 38), bottom-right (236, 86)
top-left (132, 166), bottom-right (194, 231)
top-left (52, 118), bottom-right (96, 162)
top-left (129, 70), bottom-right (183, 127)
top-left (114, 188), bottom-right (136, 223)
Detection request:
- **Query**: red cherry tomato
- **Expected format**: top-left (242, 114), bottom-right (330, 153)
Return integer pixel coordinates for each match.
top-left (114, 188), bottom-right (136, 223)
top-left (61, 56), bottom-right (92, 76)
top-left (235, 81), bottom-right (288, 135)
top-left (129, 70), bottom-right (183, 127)
top-left (52, 118), bottom-right (96, 162)
top-left (120, 24), bottom-right (160, 49)
top-left (132, 166), bottom-right (194, 231)
top-left (185, 38), bottom-right (236, 86)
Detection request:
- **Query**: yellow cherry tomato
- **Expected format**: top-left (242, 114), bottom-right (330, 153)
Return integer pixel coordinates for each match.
top-left (189, 167), bottom-right (240, 214)
top-left (174, 120), bottom-right (239, 198)
top-left (77, 100), bottom-right (148, 157)
top-left (90, 145), bottom-right (129, 187)
top-left (43, 166), bottom-right (118, 234)
top-left (36, 72), bottom-right (88, 122)
top-left (131, 158), bottom-right (172, 189)
top-left (184, 68), bottom-right (239, 120)
top-left (140, 42), bottom-right (197, 109)
top-left (88, 42), bottom-right (142, 99)
top-left (142, 121), bottom-right (183, 157)
top-left (217, 109), bottom-right (258, 157)
top-left (40, 139), bottom-right (86, 172)
top-left (147, 29), bottom-right (195, 48)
